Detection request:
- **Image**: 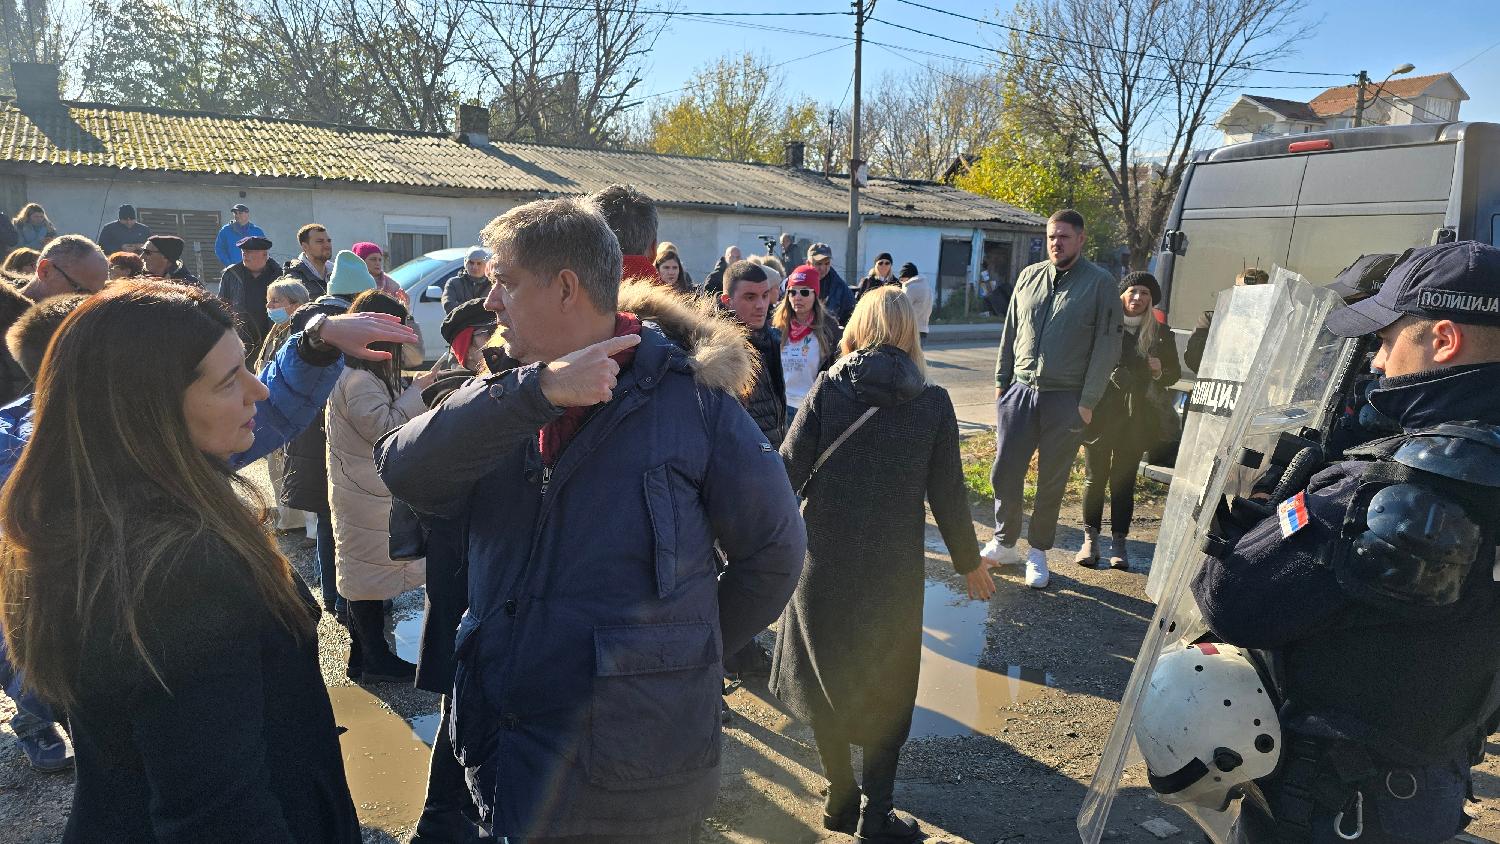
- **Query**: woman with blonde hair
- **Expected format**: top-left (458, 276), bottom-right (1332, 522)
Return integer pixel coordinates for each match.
top-left (1076, 271), bottom-right (1180, 570)
top-left (12, 203), bottom-right (55, 251)
top-left (774, 264), bottom-right (843, 421)
top-left (771, 286), bottom-right (992, 843)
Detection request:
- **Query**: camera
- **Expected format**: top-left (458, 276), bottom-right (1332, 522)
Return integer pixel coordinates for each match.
top-left (757, 235), bottom-right (776, 255)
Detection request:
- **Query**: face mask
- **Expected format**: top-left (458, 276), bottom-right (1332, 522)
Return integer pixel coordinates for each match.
top-left (267, 307), bottom-right (290, 324)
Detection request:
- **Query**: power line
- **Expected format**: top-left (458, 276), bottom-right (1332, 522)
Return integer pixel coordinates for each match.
top-left (1452, 37), bottom-right (1500, 72)
top-left (888, 0), bottom-right (1352, 78)
top-left (624, 43), bottom-right (851, 107)
top-left (864, 20), bottom-right (1335, 90)
top-left (468, 0), bottom-right (851, 17)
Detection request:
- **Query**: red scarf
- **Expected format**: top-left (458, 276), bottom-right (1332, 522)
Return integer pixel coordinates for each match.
top-left (622, 254), bottom-right (660, 285)
top-left (450, 326), bottom-right (477, 369)
top-left (539, 313), bottom-right (642, 467)
top-left (788, 315), bottom-right (815, 343)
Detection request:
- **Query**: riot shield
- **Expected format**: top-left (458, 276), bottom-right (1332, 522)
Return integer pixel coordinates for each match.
top-left (1078, 270), bottom-right (1354, 844)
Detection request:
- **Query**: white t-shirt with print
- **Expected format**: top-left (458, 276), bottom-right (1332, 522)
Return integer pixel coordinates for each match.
top-left (781, 332), bottom-right (823, 409)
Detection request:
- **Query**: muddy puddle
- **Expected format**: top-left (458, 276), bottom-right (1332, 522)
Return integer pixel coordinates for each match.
top-left (328, 685), bottom-right (434, 831)
top-left (914, 580), bottom-right (1054, 738)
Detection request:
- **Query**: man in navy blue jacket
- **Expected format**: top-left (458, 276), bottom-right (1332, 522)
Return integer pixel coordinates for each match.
top-left (377, 197), bottom-right (805, 842)
top-left (1193, 242), bottom-right (1500, 843)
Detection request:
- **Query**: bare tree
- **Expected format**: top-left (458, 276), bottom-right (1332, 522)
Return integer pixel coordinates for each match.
top-left (466, 0), bottom-right (660, 147)
top-left (1, 0), bottom-right (89, 94)
top-left (329, 0), bottom-right (468, 132)
top-left (863, 62), bottom-right (1006, 180)
top-left (1005, 0), bottom-right (1309, 268)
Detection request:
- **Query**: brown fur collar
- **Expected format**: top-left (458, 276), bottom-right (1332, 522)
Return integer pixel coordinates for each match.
top-left (616, 280), bottom-right (756, 399)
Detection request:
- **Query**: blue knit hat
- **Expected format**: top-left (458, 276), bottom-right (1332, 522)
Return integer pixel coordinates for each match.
top-left (327, 250), bottom-right (375, 296)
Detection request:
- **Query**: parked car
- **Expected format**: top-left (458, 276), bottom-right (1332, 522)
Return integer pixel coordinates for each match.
top-left (390, 247), bottom-right (470, 361)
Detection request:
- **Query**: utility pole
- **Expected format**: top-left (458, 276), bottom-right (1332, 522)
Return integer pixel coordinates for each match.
top-left (1353, 70), bottom-right (1369, 127)
top-left (845, 0), bottom-right (868, 288)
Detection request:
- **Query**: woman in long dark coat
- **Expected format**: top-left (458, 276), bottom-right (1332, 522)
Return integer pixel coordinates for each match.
top-left (1075, 270), bottom-right (1182, 571)
top-left (0, 282), bottom-right (360, 843)
top-left (772, 286), bottom-right (995, 844)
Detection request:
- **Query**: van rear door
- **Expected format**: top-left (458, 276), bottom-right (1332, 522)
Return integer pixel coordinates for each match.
top-left (1164, 155), bottom-right (1305, 329)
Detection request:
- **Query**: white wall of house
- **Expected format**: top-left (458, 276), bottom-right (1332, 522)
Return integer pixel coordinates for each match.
top-left (14, 171), bottom-right (1036, 292)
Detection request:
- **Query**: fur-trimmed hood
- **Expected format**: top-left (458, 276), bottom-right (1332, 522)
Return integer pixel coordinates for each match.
top-left (617, 279), bottom-right (756, 398)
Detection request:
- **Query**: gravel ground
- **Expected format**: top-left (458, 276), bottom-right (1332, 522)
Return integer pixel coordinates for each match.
top-left (4, 491), bottom-right (1499, 843)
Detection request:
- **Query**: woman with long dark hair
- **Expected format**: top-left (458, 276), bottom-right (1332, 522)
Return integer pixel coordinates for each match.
top-left (774, 264), bottom-right (843, 422)
top-left (0, 281), bottom-right (359, 841)
top-left (326, 289), bottom-right (433, 683)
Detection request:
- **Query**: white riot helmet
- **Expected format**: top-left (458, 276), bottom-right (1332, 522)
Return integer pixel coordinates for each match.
top-left (1137, 642), bottom-right (1281, 811)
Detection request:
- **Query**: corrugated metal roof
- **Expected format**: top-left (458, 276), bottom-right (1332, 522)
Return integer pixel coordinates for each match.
top-left (0, 99), bottom-right (1044, 228)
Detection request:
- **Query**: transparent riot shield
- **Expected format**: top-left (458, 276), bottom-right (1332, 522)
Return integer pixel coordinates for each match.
top-left (1078, 270), bottom-right (1354, 844)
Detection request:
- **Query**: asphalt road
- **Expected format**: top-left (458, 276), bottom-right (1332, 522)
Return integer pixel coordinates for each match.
top-left (926, 338), bottom-right (999, 433)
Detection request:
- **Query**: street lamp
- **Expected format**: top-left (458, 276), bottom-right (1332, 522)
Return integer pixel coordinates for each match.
top-left (1354, 63), bottom-right (1415, 127)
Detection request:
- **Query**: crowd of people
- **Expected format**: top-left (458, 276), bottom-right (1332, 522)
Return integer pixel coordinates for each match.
top-left (0, 180), bottom-right (1493, 844)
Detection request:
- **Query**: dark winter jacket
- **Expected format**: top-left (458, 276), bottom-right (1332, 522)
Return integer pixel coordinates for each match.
top-left (0, 281), bottom-right (33, 406)
top-left (1083, 318), bottom-right (1181, 452)
top-left (97, 220), bottom-right (152, 256)
top-left (375, 282), bottom-right (805, 838)
top-left (744, 326), bottom-right (787, 447)
top-left (278, 296), bottom-right (351, 513)
top-left (166, 263), bottom-right (201, 288)
top-left (820, 267), bottom-right (856, 325)
top-left (1184, 309), bottom-right (1213, 372)
top-left (64, 538), bottom-right (359, 843)
top-left (0, 216), bottom-right (18, 256)
top-left (703, 257), bottom-right (729, 296)
top-left (283, 257), bottom-right (328, 298)
top-left (441, 270), bottom-right (491, 314)
top-left (855, 272), bottom-right (899, 300)
top-left (220, 260), bottom-right (284, 359)
top-left (1193, 362), bottom-right (1500, 767)
top-left (404, 370), bottom-right (478, 695)
top-left (771, 346), bottom-right (979, 745)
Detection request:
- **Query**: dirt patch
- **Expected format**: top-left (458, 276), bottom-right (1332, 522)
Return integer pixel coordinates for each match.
top-left (5, 500), bottom-right (1499, 843)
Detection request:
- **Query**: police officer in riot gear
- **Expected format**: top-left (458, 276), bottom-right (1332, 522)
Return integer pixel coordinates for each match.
top-left (1191, 240), bottom-right (1500, 843)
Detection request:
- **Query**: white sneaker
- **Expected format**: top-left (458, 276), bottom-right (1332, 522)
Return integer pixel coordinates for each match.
top-left (980, 537), bottom-right (1024, 567)
top-left (1024, 548), bottom-right (1051, 589)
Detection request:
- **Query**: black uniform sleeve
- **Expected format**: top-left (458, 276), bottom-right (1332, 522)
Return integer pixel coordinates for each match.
top-left (926, 389), bottom-right (982, 575)
top-left (1191, 467), bottom-right (1358, 649)
top-left (1184, 310), bottom-right (1212, 373)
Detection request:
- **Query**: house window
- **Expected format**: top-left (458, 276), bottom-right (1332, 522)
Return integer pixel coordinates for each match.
top-left (384, 215), bottom-right (450, 269)
top-left (137, 208), bottom-right (223, 283)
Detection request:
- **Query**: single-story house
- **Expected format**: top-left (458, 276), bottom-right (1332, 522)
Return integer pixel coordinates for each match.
top-left (0, 63), bottom-right (1044, 310)
top-left (1215, 73), bottom-right (1469, 145)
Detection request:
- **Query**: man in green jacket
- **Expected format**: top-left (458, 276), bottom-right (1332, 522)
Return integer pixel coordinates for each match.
top-left (983, 209), bottom-right (1122, 589)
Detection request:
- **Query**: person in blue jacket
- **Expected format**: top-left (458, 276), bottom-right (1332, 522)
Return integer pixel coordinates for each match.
top-left (214, 204), bottom-right (267, 269)
top-left (1192, 242), bottom-right (1500, 844)
top-left (376, 197), bottom-right (806, 842)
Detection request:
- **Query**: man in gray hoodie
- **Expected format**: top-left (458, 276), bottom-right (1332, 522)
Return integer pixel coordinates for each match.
top-left (984, 209), bottom-right (1122, 589)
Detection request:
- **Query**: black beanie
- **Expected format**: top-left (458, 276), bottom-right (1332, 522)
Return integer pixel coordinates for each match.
top-left (1120, 270), bottom-right (1161, 305)
top-left (875, 252), bottom-right (893, 264)
top-left (146, 235), bottom-right (184, 263)
top-left (899, 262), bottom-right (918, 279)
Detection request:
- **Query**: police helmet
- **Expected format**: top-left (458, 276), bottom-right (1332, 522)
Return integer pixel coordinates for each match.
top-left (1137, 642), bottom-right (1281, 811)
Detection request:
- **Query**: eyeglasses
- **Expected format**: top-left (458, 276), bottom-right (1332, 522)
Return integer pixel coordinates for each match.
top-left (139, 247), bottom-right (162, 257)
top-left (788, 288), bottom-right (816, 298)
top-left (54, 262), bottom-right (89, 293)
top-left (877, 260), bottom-right (891, 265)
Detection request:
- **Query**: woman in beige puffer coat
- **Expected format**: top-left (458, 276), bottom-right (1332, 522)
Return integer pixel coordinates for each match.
top-left (326, 289), bottom-right (434, 683)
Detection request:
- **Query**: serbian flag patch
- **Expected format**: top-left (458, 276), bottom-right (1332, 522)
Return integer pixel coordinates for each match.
top-left (1276, 491), bottom-right (1310, 537)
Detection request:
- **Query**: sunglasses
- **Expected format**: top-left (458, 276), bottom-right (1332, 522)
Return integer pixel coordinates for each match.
top-left (54, 263), bottom-right (89, 293)
top-left (788, 288), bottom-right (816, 298)
top-left (139, 247), bottom-right (162, 256)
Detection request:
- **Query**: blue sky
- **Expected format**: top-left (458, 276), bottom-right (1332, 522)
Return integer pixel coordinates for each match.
top-left (630, 0), bottom-right (1500, 145)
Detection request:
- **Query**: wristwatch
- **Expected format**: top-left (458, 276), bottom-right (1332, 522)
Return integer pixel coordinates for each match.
top-left (304, 312), bottom-right (331, 351)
